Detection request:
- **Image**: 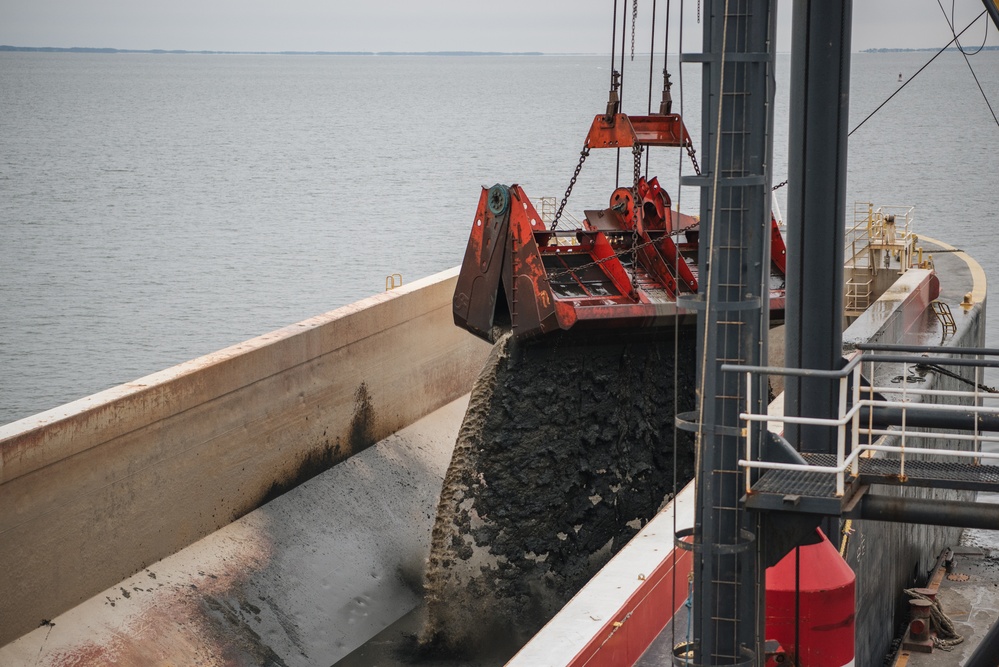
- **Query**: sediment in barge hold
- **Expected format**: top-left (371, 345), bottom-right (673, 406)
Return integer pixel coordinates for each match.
top-left (420, 332), bottom-right (698, 653)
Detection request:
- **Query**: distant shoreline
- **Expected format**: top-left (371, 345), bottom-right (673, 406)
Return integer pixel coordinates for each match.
top-left (2, 45), bottom-right (995, 56)
top-left (0, 45), bottom-right (547, 56)
top-left (863, 46), bottom-right (999, 53)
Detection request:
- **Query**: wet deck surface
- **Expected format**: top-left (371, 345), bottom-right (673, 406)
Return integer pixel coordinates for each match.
top-left (891, 536), bottom-right (999, 665)
top-left (634, 610), bottom-right (692, 666)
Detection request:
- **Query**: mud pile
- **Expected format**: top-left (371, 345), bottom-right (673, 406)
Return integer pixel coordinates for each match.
top-left (420, 332), bottom-right (698, 654)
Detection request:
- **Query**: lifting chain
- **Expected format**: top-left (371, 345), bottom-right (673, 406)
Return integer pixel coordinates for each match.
top-left (630, 144), bottom-right (643, 291)
top-left (547, 235), bottom-right (659, 282)
top-left (552, 146), bottom-right (590, 231)
top-left (685, 142), bottom-right (702, 176)
top-left (630, 0), bottom-right (638, 61)
top-left (632, 144), bottom-right (643, 188)
top-left (545, 224), bottom-right (698, 284)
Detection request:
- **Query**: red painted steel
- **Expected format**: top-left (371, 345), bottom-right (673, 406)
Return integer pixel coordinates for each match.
top-left (452, 113), bottom-right (788, 343)
top-left (766, 529), bottom-right (856, 667)
top-left (567, 548), bottom-right (694, 667)
top-left (584, 113), bottom-right (693, 149)
top-left (771, 213), bottom-right (788, 274)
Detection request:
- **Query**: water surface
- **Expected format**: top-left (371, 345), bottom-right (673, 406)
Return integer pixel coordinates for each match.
top-left (1, 51), bottom-right (996, 425)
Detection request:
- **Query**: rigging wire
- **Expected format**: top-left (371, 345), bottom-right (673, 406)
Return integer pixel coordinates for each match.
top-left (693, 0), bottom-right (737, 658)
top-left (610, 0), bottom-right (619, 78)
top-left (616, 0), bottom-right (629, 189)
top-left (631, 0), bottom-right (639, 61)
top-left (648, 0), bottom-right (658, 116)
top-left (645, 0), bottom-right (658, 176)
top-left (671, 0), bottom-right (684, 651)
top-left (620, 0), bottom-right (628, 114)
top-left (952, 0), bottom-right (990, 55)
top-left (849, 10), bottom-right (988, 137)
top-left (936, 0), bottom-right (999, 128)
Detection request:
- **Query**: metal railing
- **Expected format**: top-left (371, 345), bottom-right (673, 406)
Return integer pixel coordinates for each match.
top-left (846, 202), bottom-right (915, 270)
top-left (721, 344), bottom-right (999, 498)
top-left (844, 203), bottom-right (917, 313)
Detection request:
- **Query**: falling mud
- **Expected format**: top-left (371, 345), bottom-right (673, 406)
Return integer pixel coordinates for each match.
top-left (419, 331), bottom-right (698, 656)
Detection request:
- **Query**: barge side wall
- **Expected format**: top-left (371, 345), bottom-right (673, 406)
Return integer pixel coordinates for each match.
top-left (844, 248), bottom-right (987, 665)
top-left (0, 268), bottom-right (490, 646)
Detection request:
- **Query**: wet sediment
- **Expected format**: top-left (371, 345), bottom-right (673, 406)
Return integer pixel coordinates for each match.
top-left (420, 331), bottom-right (698, 656)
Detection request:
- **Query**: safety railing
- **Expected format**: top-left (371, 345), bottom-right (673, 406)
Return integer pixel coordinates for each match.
top-left (847, 203), bottom-right (915, 262)
top-left (721, 344), bottom-right (999, 499)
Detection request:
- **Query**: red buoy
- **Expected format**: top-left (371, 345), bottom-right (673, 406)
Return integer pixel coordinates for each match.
top-left (765, 528), bottom-right (855, 667)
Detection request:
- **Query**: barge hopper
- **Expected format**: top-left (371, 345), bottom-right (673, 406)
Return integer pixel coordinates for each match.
top-left (0, 228), bottom-right (989, 665)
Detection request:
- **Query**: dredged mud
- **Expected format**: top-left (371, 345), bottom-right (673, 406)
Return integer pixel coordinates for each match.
top-left (420, 332), bottom-right (698, 655)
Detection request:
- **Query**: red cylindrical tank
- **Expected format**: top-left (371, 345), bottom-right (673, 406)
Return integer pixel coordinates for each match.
top-left (765, 528), bottom-right (855, 667)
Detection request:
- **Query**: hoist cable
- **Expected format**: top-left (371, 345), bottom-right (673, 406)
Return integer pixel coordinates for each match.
top-left (631, 0), bottom-right (639, 61)
top-left (952, 0), bottom-right (990, 55)
top-left (849, 10), bottom-right (987, 137)
top-left (617, 0), bottom-right (629, 189)
top-left (646, 0), bottom-right (658, 176)
top-left (671, 0), bottom-right (686, 653)
top-left (648, 0), bottom-right (658, 116)
top-left (610, 0), bottom-right (619, 80)
top-left (936, 0), bottom-right (999, 128)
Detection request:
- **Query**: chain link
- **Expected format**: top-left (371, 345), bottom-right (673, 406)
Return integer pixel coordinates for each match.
top-left (544, 224), bottom-right (700, 283)
top-left (685, 143), bottom-right (701, 176)
top-left (630, 144), bottom-right (643, 291)
top-left (552, 146), bottom-right (590, 231)
top-left (547, 236), bottom-right (660, 282)
top-left (630, 0), bottom-right (638, 61)
top-left (771, 179), bottom-right (788, 191)
top-left (632, 145), bottom-right (643, 188)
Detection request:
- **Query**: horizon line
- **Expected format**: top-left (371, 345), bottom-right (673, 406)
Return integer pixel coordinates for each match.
top-left (2, 44), bottom-right (991, 56)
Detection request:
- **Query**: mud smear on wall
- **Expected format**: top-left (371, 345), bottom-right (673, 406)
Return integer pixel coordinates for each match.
top-left (348, 382), bottom-right (377, 452)
top-left (260, 443), bottom-right (340, 507)
top-left (260, 382), bottom-right (375, 507)
top-left (420, 332), bottom-right (698, 655)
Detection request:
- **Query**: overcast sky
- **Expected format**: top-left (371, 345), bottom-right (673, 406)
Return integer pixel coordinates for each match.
top-left (1, 0), bottom-right (996, 53)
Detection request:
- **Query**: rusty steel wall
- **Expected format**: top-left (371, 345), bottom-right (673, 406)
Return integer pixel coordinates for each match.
top-left (0, 268), bottom-right (491, 647)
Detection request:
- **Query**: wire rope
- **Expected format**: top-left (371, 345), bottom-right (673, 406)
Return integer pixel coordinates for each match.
top-left (692, 0), bottom-right (736, 659)
top-left (616, 0), bottom-right (629, 188)
top-left (648, 0), bottom-right (658, 118)
top-left (936, 0), bottom-right (999, 128)
top-left (610, 0), bottom-right (619, 79)
top-left (671, 0), bottom-right (685, 652)
top-left (645, 0), bottom-right (659, 176)
top-left (849, 10), bottom-right (988, 137)
top-left (952, 0), bottom-right (990, 56)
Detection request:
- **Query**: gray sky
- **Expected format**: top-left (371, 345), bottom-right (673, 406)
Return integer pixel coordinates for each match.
top-left (1, 0), bottom-right (996, 53)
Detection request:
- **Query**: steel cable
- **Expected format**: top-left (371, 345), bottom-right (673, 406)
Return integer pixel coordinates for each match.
top-left (849, 10), bottom-right (988, 137)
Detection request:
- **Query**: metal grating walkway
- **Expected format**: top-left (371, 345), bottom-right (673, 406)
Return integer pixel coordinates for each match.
top-left (746, 453), bottom-right (999, 515)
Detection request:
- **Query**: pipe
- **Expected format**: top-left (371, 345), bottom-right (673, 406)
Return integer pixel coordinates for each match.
top-left (861, 405), bottom-right (999, 432)
top-left (858, 495), bottom-right (999, 530)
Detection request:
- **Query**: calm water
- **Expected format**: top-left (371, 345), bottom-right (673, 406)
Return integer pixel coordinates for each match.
top-left (1, 51), bottom-right (997, 425)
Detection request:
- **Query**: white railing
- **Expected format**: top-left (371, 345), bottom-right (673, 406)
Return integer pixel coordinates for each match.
top-left (724, 347), bottom-right (999, 498)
